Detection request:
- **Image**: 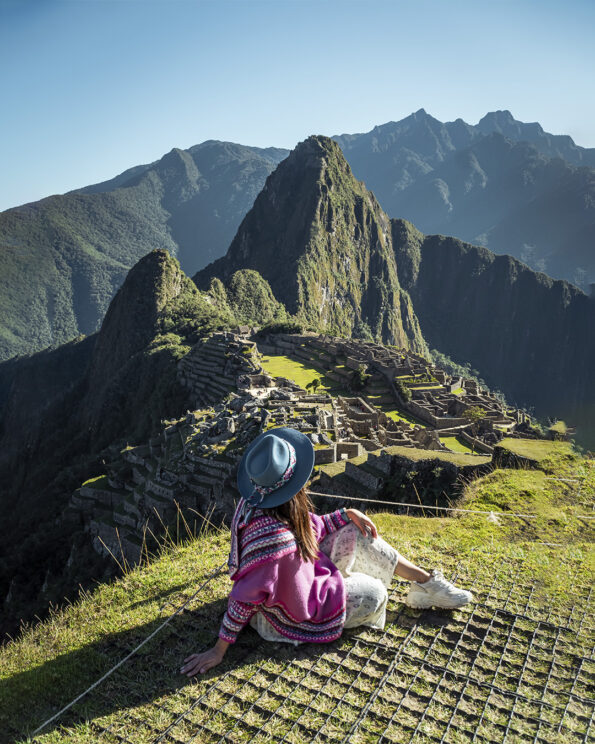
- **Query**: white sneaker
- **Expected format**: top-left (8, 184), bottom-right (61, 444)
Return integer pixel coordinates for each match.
top-left (404, 569), bottom-right (473, 609)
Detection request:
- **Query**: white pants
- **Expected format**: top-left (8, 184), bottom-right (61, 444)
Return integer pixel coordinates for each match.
top-left (250, 523), bottom-right (400, 643)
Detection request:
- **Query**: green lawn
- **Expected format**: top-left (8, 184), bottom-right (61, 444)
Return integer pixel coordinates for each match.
top-left (260, 354), bottom-right (349, 395)
top-left (548, 420), bottom-right (568, 435)
top-left (498, 437), bottom-right (573, 462)
top-left (383, 445), bottom-right (491, 466)
top-left (365, 397), bottom-right (425, 428)
top-left (316, 452), bottom-right (371, 478)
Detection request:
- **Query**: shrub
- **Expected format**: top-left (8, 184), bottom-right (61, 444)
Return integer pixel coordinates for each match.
top-left (256, 320), bottom-right (305, 336)
top-left (351, 365), bottom-right (371, 391)
top-left (395, 379), bottom-right (412, 402)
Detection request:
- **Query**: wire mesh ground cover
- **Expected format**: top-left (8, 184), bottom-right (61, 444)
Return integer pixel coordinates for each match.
top-left (29, 555), bottom-right (593, 744)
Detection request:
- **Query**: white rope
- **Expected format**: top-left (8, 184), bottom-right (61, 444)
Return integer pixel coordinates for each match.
top-left (30, 561), bottom-right (227, 739)
top-left (308, 490), bottom-right (595, 521)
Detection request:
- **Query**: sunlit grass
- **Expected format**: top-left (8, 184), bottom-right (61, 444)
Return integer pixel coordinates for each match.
top-left (439, 435), bottom-right (474, 454)
top-left (2, 442), bottom-right (593, 743)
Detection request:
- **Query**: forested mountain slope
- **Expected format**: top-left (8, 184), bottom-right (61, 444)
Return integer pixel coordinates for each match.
top-left (0, 142), bottom-right (287, 361)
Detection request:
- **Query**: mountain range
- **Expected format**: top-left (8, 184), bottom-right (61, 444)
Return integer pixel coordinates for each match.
top-left (1, 110), bottom-right (594, 363)
top-left (1, 132), bottom-right (594, 638)
top-left (197, 135), bottom-right (595, 436)
top-left (334, 109), bottom-right (595, 288)
top-left (0, 142), bottom-right (287, 361)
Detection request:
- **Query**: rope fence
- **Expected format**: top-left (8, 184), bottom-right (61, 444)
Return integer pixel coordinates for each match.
top-left (28, 557), bottom-right (594, 744)
top-left (27, 472), bottom-right (593, 741)
top-left (30, 560), bottom-right (228, 739)
top-left (308, 490), bottom-right (595, 521)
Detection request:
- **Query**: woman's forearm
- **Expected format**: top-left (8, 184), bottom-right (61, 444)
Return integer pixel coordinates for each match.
top-left (215, 637), bottom-right (230, 656)
top-left (345, 508), bottom-right (378, 538)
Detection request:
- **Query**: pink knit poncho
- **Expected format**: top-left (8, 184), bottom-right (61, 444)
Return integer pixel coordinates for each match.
top-left (219, 500), bottom-right (350, 644)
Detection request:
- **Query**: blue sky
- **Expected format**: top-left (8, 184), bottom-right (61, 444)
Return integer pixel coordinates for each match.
top-left (1, 0), bottom-right (594, 210)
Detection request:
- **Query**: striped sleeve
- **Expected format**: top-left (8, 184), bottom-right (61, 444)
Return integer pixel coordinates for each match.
top-left (219, 598), bottom-right (259, 644)
top-left (320, 508), bottom-right (350, 539)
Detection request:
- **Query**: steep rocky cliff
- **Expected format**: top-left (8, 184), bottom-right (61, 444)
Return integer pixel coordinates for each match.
top-left (392, 219), bottom-right (595, 443)
top-left (0, 249), bottom-right (233, 637)
top-left (195, 136), bottom-right (427, 353)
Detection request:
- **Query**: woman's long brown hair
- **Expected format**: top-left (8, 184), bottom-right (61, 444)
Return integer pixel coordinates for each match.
top-left (262, 487), bottom-right (319, 563)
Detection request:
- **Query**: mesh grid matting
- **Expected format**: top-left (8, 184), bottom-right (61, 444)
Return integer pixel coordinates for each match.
top-left (30, 561), bottom-right (594, 744)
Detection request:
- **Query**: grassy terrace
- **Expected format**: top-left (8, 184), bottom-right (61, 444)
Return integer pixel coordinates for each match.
top-left (259, 351), bottom-right (428, 430)
top-left (3, 444), bottom-right (592, 743)
top-left (498, 437), bottom-right (573, 462)
top-left (316, 445), bottom-right (490, 480)
top-left (383, 445), bottom-right (491, 466)
top-left (366, 398), bottom-right (422, 428)
top-left (439, 435), bottom-right (475, 454)
top-left (316, 452), bottom-right (371, 478)
top-left (81, 475), bottom-right (109, 490)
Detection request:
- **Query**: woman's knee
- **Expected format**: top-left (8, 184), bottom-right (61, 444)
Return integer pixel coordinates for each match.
top-left (370, 577), bottom-right (388, 610)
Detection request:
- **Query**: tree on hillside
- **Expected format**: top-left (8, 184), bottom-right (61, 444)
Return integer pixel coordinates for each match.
top-left (394, 379), bottom-right (412, 403)
top-left (463, 406), bottom-right (487, 450)
top-left (306, 378), bottom-right (322, 394)
top-left (350, 365), bottom-right (371, 391)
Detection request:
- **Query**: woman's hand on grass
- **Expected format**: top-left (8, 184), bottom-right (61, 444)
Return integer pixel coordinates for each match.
top-left (181, 639), bottom-right (229, 676)
top-left (346, 508), bottom-right (378, 538)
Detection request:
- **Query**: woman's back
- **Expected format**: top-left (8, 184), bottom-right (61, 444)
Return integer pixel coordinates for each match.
top-left (221, 504), bottom-right (350, 644)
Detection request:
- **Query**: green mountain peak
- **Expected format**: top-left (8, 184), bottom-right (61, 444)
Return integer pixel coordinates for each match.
top-left (195, 135), bottom-right (427, 352)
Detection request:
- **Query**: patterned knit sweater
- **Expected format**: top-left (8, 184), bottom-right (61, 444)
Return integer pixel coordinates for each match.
top-left (219, 504), bottom-right (350, 644)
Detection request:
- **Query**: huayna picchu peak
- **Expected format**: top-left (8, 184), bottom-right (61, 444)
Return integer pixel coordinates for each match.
top-left (194, 134), bottom-right (594, 442)
top-left (195, 135), bottom-right (427, 353)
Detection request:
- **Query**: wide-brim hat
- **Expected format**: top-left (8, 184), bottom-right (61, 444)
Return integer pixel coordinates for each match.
top-left (237, 427), bottom-right (315, 508)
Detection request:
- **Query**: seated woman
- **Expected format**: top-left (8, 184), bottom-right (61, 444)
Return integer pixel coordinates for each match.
top-left (181, 427), bottom-right (472, 676)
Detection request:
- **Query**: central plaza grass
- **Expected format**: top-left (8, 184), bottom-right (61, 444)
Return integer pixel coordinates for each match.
top-left (259, 352), bottom-right (428, 430)
top-left (439, 435), bottom-right (475, 454)
top-left (259, 353), bottom-right (349, 395)
top-left (3, 443), bottom-right (592, 743)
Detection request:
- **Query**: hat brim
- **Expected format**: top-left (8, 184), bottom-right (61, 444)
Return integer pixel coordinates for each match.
top-left (237, 427), bottom-right (315, 508)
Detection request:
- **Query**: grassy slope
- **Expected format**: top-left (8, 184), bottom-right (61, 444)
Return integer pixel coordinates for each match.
top-left (2, 444), bottom-right (593, 743)
top-left (498, 437), bottom-right (573, 461)
top-left (383, 445), bottom-right (491, 467)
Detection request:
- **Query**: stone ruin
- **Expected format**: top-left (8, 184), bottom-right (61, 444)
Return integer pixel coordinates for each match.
top-left (256, 331), bottom-right (521, 452)
top-left (68, 331), bottom-right (530, 565)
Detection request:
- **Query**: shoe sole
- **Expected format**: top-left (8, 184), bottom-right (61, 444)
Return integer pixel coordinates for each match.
top-left (405, 596), bottom-right (472, 610)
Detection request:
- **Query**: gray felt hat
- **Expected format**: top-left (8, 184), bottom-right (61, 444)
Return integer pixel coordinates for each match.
top-left (237, 427), bottom-right (315, 508)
